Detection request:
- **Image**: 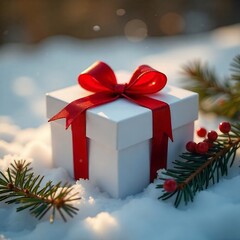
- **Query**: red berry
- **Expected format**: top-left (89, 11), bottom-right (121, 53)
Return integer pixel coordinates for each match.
top-left (195, 142), bottom-right (209, 154)
top-left (219, 122), bottom-right (231, 134)
top-left (203, 139), bottom-right (213, 148)
top-left (186, 141), bottom-right (196, 152)
top-left (163, 179), bottom-right (177, 192)
top-left (197, 127), bottom-right (207, 138)
top-left (207, 130), bottom-right (218, 141)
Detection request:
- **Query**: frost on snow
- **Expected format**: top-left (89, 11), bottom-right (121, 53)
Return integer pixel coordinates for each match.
top-left (1, 98), bottom-right (240, 240)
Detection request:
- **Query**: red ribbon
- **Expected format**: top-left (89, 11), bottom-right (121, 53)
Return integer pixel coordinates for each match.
top-left (49, 61), bottom-right (173, 182)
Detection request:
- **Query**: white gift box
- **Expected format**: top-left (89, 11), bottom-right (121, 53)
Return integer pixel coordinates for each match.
top-left (46, 80), bottom-right (198, 198)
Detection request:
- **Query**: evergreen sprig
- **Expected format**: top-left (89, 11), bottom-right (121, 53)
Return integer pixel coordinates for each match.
top-left (182, 54), bottom-right (240, 119)
top-left (157, 122), bottom-right (240, 207)
top-left (0, 160), bottom-right (80, 222)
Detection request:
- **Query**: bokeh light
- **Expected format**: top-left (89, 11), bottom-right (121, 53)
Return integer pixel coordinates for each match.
top-left (0, 1), bottom-right (239, 44)
top-left (124, 19), bottom-right (148, 42)
top-left (116, 8), bottom-right (126, 16)
top-left (93, 25), bottom-right (101, 32)
top-left (159, 12), bottom-right (185, 35)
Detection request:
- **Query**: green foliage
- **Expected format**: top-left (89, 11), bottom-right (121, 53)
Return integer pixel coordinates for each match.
top-left (157, 122), bottom-right (240, 207)
top-left (0, 160), bottom-right (80, 222)
top-left (182, 55), bottom-right (240, 119)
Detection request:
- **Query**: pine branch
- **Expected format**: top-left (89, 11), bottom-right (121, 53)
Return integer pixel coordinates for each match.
top-left (182, 54), bottom-right (240, 119)
top-left (0, 160), bottom-right (81, 223)
top-left (230, 55), bottom-right (240, 81)
top-left (157, 122), bottom-right (240, 207)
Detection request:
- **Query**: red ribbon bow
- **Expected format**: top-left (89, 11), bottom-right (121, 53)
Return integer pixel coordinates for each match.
top-left (49, 61), bottom-right (173, 182)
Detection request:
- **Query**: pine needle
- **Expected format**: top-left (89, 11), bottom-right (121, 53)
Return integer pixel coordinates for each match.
top-left (157, 122), bottom-right (240, 207)
top-left (0, 160), bottom-right (81, 223)
top-left (182, 54), bottom-right (240, 119)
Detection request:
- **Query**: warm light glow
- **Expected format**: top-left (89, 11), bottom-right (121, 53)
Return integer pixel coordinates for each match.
top-left (85, 212), bottom-right (118, 233)
top-left (88, 196), bottom-right (95, 205)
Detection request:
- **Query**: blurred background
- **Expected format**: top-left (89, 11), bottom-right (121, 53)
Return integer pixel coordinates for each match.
top-left (0, 0), bottom-right (240, 44)
top-left (0, 0), bottom-right (239, 128)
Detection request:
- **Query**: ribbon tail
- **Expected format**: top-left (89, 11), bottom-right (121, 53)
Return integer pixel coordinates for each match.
top-left (49, 92), bottom-right (119, 129)
top-left (71, 112), bottom-right (88, 179)
top-left (123, 94), bottom-right (173, 182)
top-left (150, 106), bottom-right (171, 182)
top-left (48, 92), bottom-right (120, 180)
top-left (48, 108), bottom-right (73, 129)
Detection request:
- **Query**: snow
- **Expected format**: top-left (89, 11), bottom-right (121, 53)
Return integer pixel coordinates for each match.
top-left (0, 24), bottom-right (240, 239)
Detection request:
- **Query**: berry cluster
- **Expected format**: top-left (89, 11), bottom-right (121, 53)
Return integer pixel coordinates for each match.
top-left (186, 121), bottom-right (231, 155)
top-left (163, 121), bottom-right (232, 193)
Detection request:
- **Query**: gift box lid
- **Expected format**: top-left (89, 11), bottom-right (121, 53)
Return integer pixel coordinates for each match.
top-left (46, 80), bottom-right (198, 150)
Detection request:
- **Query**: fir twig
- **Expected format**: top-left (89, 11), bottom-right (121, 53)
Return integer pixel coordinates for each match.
top-left (0, 160), bottom-right (81, 223)
top-left (182, 54), bottom-right (240, 119)
top-left (157, 122), bottom-right (240, 207)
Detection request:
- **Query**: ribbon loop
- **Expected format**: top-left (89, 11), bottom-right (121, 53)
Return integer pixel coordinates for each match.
top-left (49, 61), bottom-right (173, 183)
top-left (126, 65), bottom-right (167, 94)
top-left (78, 61), bottom-right (167, 95)
top-left (78, 61), bottom-right (117, 92)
